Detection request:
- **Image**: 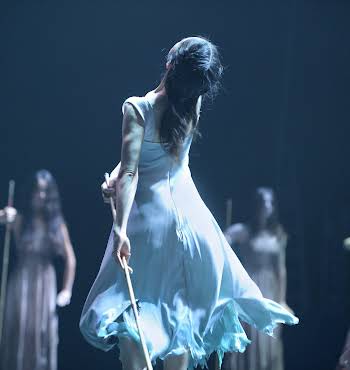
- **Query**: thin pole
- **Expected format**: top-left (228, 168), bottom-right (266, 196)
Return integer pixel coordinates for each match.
top-left (0, 180), bottom-right (15, 345)
top-left (104, 173), bottom-right (153, 370)
top-left (225, 198), bottom-right (232, 229)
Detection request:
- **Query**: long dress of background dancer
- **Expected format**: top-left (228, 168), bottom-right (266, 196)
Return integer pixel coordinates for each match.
top-left (222, 187), bottom-right (293, 370)
top-left (0, 170), bottom-right (76, 370)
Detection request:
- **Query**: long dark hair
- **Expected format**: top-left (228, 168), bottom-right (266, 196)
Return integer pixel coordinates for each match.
top-left (21, 170), bottom-right (64, 248)
top-left (249, 187), bottom-right (285, 237)
top-left (161, 36), bottom-right (223, 157)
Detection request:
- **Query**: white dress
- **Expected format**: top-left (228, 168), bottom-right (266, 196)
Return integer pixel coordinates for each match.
top-left (79, 92), bottom-right (299, 369)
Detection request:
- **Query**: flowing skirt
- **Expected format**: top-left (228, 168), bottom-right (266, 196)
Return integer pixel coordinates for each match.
top-left (80, 171), bottom-right (298, 369)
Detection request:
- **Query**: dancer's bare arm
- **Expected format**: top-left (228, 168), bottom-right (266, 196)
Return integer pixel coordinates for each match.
top-left (111, 103), bottom-right (144, 266)
top-left (277, 234), bottom-right (288, 303)
top-left (114, 103), bottom-right (144, 233)
top-left (57, 223), bottom-right (76, 307)
top-left (224, 223), bottom-right (249, 246)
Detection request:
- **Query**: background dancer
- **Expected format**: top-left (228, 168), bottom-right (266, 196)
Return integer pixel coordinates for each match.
top-left (223, 187), bottom-right (293, 370)
top-left (0, 170), bottom-right (76, 370)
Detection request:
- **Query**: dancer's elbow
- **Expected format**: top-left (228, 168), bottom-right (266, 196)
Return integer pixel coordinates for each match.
top-left (119, 167), bottom-right (138, 180)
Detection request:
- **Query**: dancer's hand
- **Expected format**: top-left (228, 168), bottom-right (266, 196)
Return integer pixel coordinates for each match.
top-left (113, 228), bottom-right (132, 270)
top-left (101, 178), bottom-right (117, 203)
top-left (56, 289), bottom-right (72, 307)
top-left (0, 206), bottom-right (17, 224)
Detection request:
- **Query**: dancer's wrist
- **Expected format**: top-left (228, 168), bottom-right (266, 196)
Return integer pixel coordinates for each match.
top-left (113, 224), bottom-right (126, 236)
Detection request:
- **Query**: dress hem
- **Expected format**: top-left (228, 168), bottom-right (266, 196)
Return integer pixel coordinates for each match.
top-left (80, 297), bottom-right (298, 370)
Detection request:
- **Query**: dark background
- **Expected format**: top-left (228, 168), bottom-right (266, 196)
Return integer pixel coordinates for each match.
top-left (1, 0), bottom-right (350, 369)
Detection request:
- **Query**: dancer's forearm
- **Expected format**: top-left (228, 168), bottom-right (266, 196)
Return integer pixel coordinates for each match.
top-left (113, 102), bottom-right (144, 234)
top-left (60, 223), bottom-right (76, 292)
top-left (278, 237), bottom-right (288, 303)
top-left (279, 266), bottom-right (287, 303)
top-left (62, 259), bottom-right (76, 292)
top-left (114, 169), bottom-right (138, 234)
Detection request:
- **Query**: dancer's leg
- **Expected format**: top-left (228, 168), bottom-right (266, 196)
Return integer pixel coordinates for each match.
top-left (163, 352), bottom-right (189, 370)
top-left (119, 337), bottom-right (147, 370)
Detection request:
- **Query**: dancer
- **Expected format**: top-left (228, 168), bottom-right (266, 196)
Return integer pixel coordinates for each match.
top-left (336, 238), bottom-right (350, 369)
top-left (223, 187), bottom-right (292, 370)
top-left (0, 170), bottom-right (76, 370)
top-left (79, 36), bottom-right (298, 370)
top-left (337, 331), bottom-right (350, 369)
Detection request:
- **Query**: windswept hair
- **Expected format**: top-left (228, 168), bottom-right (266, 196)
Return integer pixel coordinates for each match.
top-left (161, 36), bottom-right (223, 157)
top-left (250, 187), bottom-right (285, 238)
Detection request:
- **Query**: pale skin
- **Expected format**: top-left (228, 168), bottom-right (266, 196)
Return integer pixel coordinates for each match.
top-left (100, 71), bottom-right (201, 370)
top-left (0, 206), bottom-right (76, 307)
top-left (57, 222), bottom-right (76, 306)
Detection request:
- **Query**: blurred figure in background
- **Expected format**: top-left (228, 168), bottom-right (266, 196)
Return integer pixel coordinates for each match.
top-left (222, 187), bottom-right (292, 370)
top-left (337, 331), bottom-right (350, 369)
top-left (0, 170), bottom-right (76, 370)
top-left (335, 238), bottom-right (350, 369)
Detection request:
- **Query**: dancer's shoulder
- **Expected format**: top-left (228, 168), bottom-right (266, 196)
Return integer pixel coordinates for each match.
top-left (224, 223), bottom-right (249, 245)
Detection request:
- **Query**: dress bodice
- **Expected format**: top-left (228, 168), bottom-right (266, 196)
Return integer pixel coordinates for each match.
top-left (246, 231), bottom-right (283, 271)
top-left (225, 225), bottom-right (286, 273)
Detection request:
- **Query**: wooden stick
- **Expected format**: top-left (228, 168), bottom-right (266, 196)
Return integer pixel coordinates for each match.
top-left (104, 173), bottom-right (117, 221)
top-left (225, 198), bottom-right (232, 229)
top-left (104, 173), bottom-right (153, 370)
top-left (0, 180), bottom-right (15, 345)
top-left (122, 256), bottom-right (153, 370)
